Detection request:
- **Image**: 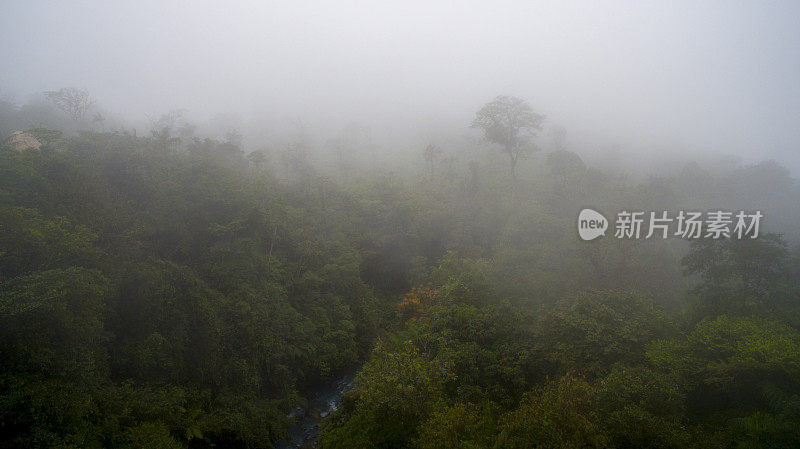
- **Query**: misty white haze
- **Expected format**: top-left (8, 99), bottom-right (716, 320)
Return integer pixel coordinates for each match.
top-left (5, 4), bottom-right (800, 449)
top-left (2, 0), bottom-right (799, 172)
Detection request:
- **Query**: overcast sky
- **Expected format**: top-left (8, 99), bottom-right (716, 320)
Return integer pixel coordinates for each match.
top-left (2, 1), bottom-right (799, 170)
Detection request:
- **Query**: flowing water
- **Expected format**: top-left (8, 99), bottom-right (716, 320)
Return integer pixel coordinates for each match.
top-left (275, 372), bottom-right (356, 448)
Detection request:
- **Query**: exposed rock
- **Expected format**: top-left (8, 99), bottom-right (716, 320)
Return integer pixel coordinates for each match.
top-left (8, 131), bottom-right (41, 151)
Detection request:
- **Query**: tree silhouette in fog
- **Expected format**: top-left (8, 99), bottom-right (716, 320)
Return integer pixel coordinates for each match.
top-left (471, 96), bottom-right (545, 181)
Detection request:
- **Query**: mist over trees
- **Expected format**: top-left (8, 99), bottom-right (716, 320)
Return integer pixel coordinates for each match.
top-left (2, 2), bottom-right (800, 448)
top-left (1, 87), bottom-right (799, 447)
top-left (43, 88), bottom-right (96, 122)
top-left (471, 96), bottom-right (545, 181)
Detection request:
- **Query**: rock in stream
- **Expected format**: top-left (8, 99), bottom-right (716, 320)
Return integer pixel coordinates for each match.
top-left (276, 374), bottom-right (356, 448)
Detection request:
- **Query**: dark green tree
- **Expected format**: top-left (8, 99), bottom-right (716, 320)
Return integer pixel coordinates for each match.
top-left (471, 96), bottom-right (544, 181)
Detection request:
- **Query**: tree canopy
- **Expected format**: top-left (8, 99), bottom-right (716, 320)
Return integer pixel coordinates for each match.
top-left (471, 96), bottom-right (545, 180)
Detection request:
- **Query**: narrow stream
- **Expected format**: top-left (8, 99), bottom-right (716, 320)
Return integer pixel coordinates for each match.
top-left (275, 372), bottom-right (356, 449)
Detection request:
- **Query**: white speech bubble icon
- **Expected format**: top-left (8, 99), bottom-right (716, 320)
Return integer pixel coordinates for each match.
top-left (577, 208), bottom-right (608, 241)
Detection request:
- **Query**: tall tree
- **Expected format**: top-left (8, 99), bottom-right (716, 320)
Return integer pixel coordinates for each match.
top-left (682, 233), bottom-right (796, 318)
top-left (43, 88), bottom-right (95, 121)
top-left (247, 149), bottom-right (268, 170)
top-left (471, 96), bottom-right (545, 181)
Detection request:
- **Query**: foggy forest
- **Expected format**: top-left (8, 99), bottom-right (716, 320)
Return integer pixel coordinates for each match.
top-left (1, 2), bottom-right (799, 448)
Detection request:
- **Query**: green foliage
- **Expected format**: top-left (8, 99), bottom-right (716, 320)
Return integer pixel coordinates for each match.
top-left (729, 412), bottom-right (800, 449)
top-left (647, 315), bottom-right (800, 418)
top-left (683, 234), bottom-right (797, 318)
top-left (428, 252), bottom-right (492, 304)
top-left (321, 341), bottom-right (452, 448)
top-left (0, 207), bottom-right (100, 280)
top-left (534, 290), bottom-right (673, 379)
top-left (412, 402), bottom-right (498, 449)
top-left (471, 96), bottom-right (545, 179)
top-left (0, 268), bottom-right (109, 377)
top-left (121, 422), bottom-right (185, 449)
top-left (495, 375), bottom-right (607, 449)
top-left (595, 366), bottom-right (691, 448)
top-left (1, 127), bottom-right (799, 448)
top-left (0, 131), bottom-right (386, 447)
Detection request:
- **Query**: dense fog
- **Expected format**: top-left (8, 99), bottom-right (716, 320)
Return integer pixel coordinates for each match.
top-left (3, 1), bottom-right (800, 172)
top-left (2, 2), bottom-right (800, 449)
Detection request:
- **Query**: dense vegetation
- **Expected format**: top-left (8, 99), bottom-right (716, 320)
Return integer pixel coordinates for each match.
top-left (0, 130), bottom-right (395, 447)
top-left (1, 116), bottom-right (799, 448)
